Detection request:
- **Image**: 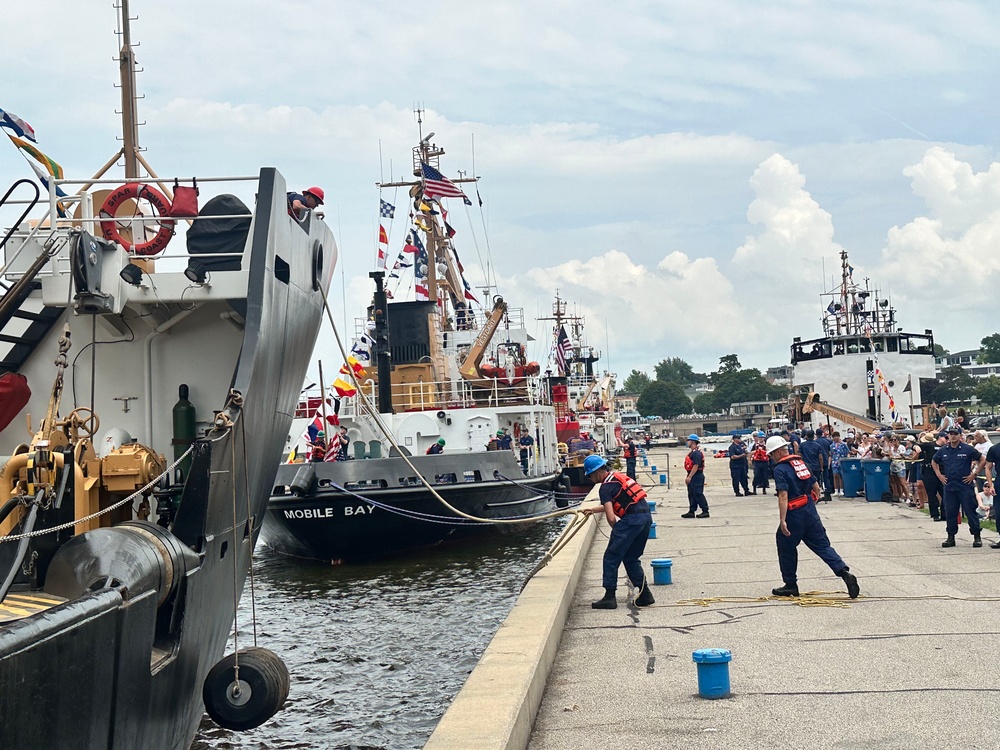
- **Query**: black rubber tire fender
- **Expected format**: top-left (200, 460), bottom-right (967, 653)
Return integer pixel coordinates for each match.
top-left (202, 647), bottom-right (291, 731)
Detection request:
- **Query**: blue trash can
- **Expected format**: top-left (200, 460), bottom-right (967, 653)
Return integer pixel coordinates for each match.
top-left (841, 458), bottom-right (863, 497)
top-left (651, 558), bottom-right (672, 584)
top-left (862, 459), bottom-right (891, 502)
top-left (692, 648), bottom-right (732, 699)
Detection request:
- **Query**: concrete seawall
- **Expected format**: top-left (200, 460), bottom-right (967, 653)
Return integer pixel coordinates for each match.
top-left (423, 489), bottom-right (599, 750)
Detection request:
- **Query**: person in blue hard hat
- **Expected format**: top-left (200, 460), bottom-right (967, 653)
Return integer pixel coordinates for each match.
top-left (581, 454), bottom-right (654, 610)
top-left (681, 434), bottom-right (709, 518)
top-left (766, 435), bottom-right (859, 599)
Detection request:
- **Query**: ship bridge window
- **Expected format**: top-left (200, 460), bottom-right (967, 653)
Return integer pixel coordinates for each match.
top-left (834, 343), bottom-right (845, 355)
top-left (887, 337), bottom-right (898, 353)
top-left (873, 339), bottom-right (884, 352)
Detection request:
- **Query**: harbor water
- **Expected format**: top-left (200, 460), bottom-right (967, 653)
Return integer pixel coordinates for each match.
top-left (193, 519), bottom-right (565, 749)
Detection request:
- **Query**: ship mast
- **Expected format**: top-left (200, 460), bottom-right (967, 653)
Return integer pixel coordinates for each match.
top-left (116, 0), bottom-right (141, 179)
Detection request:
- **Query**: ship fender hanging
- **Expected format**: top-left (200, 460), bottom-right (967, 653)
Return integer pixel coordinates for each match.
top-left (203, 647), bottom-right (291, 731)
top-left (98, 182), bottom-right (175, 255)
top-left (311, 239), bottom-right (324, 292)
top-left (556, 474), bottom-right (572, 508)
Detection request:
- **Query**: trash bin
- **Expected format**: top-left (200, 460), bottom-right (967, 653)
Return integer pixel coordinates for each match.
top-left (841, 458), bottom-right (863, 497)
top-left (862, 459), bottom-right (891, 502)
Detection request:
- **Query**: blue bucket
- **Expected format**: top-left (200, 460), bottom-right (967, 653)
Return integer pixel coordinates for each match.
top-left (648, 522), bottom-right (657, 539)
top-left (648, 500), bottom-right (657, 513)
top-left (692, 648), bottom-right (732, 699)
top-left (651, 558), bottom-right (672, 585)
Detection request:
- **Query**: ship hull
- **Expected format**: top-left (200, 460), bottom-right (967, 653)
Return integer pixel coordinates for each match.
top-left (0, 168), bottom-right (337, 749)
top-left (263, 453), bottom-right (559, 562)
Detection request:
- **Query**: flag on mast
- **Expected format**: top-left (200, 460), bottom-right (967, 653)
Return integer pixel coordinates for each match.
top-left (420, 162), bottom-right (473, 205)
top-left (0, 108), bottom-right (37, 142)
top-left (555, 326), bottom-right (572, 374)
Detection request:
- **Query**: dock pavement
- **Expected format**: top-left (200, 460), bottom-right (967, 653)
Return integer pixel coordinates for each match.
top-left (427, 444), bottom-right (1000, 750)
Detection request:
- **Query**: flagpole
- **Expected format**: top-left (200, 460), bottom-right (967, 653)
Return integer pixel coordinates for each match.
top-left (907, 374), bottom-right (914, 426)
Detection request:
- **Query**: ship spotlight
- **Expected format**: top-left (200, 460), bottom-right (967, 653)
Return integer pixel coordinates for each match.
top-left (437, 411), bottom-right (446, 420)
top-left (185, 260), bottom-right (208, 284)
top-left (880, 299), bottom-right (889, 308)
top-left (120, 262), bottom-right (144, 286)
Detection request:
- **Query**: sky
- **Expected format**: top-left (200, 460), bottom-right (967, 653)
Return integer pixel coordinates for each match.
top-left (3, 1), bottom-right (1000, 386)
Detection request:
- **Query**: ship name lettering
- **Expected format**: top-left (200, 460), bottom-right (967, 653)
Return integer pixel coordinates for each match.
top-left (344, 505), bottom-right (375, 516)
top-left (283, 507), bottom-right (335, 520)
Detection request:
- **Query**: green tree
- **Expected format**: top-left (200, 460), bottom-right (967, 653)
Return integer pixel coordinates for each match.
top-left (979, 334), bottom-right (1000, 364)
top-left (654, 357), bottom-right (704, 385)
top-left (621, 369), bottom-right (651, 394)
top-left (933, 343), bottom-right (949, 360)
top-left (717, 354), bottom-right (741, 375)
top-left (693, 391), bottom-right (720, 414)
top-left (711, 368), bottom-right (788, 411)
top-left (975, 375), bottom-right (1000, 406)
top-left (637, 380), bottom-right (692, 419)
top-left (935, 365), bottom-right (976, 402)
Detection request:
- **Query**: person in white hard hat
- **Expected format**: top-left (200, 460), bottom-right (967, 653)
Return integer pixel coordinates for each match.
top-left (766, 435), bottom-right (860, 599)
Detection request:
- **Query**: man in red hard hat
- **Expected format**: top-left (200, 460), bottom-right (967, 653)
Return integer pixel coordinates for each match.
top-left (287, 186), bottom-right (325, 218)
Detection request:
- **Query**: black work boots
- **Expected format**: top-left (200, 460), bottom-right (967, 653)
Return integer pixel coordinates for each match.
top-left (634, 580), bottom-right (655, 607)
top-left (592, 590), bottom-right (617, 609)
top-left (942, 535), bottom-right (956, 548)
top-left (840, 568), bottom-right (860, 599)
top-left (771, 584), bottom-right (799, 597)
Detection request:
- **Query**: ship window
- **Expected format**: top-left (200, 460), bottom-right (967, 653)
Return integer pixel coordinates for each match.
top-left (434, 473), bottom-right (458, 485)
top-left (873, 339), bottom-right (884, 352)
top-left (398, 476), bottom-right (421, 487)
top-left (887, 337), bottom-right (898, 353)
top-left (274, 255), bottom-right (290, 284)
top-left (834, 343), bottom-right (845, 355)
top-left (859, 339), bottom-right (871, 353)
top-left (847, 340), bottom-right (860, 353)
top-left (463, 470), bottom-right (482, 483)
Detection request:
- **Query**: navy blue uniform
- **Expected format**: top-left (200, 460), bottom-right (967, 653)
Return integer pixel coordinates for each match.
top-left (934, 442), bottom-right (984, 536)
top-left (622, 441), bottom-right (639, 480)
top-left (799, 439), bottom-right (824, 476)
top-left (728, 441), bottom-right (749, 495)
top-left (773, 455), bottom-right (848, 587)
top-left (817, 435), bottom-right (833, 495)
top-left (921, 440), bottom-right (944, 520)
top-left (599, 474), bottom-right (651, 590)
top-left (685, 448), bottom-right (708, 514)
top-left (518, 433), bottom-right (535, 474)
top-left (498, 434), bottom-right (513, 450)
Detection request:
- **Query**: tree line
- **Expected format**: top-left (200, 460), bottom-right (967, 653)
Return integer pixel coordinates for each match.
top-left (625, 355), bottom-right (788, 419)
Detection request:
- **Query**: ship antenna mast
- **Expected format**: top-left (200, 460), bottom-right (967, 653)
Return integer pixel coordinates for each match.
top-left (115, 0), bottom-right (143, 179)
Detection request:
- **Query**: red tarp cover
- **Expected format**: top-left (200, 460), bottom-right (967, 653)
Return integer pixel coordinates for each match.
top-left (0, 373), bottom-right (30, 433)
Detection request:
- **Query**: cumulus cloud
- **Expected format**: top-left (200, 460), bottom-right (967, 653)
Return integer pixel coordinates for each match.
top-left (733, 154), bottom-right (843, 283)
top-left (879, 149), bottom-right (1000, 324)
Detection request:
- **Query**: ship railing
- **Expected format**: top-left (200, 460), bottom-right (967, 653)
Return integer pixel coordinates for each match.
top-left (1, 174), bottom-right (272, 300)
top-left (327, 374), bottom-right (551, 416)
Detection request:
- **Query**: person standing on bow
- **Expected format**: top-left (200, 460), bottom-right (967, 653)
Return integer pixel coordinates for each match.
top-left (727, 434), bottom-right (750, 496)
top-left (682, 434), bottom-right (709, 518)
top-left (518, 427), bottom-right (535, 475)
top-left (581, 454), bottom-right (655, 610)
top-left (766, 435), bottom-right (860, 599)
top-left (622, 435), bottom-right (639, 481)
top-left (934, 426), bottom-right (986, 548)
top-left (287, 186), bottom-right (324, 219)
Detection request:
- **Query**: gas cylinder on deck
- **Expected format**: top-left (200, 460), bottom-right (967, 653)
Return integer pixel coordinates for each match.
top-left (172, 383), bottom-right (196, 480)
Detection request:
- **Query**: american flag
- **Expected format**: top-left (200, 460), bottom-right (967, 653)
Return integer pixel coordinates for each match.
top-left (380, 199), bottom-right (395, 218)
top-left (420, 163), bottom-right (472, 205)
top-left (555, 326), bottom-right (573, 374)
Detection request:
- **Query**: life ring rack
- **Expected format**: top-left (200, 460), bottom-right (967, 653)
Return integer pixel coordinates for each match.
top-left (99, 182), bottom-right (175, 256)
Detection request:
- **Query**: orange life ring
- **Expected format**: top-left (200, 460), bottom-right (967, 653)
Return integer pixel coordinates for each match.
top-left (99, 182), bottom-right (175, 255)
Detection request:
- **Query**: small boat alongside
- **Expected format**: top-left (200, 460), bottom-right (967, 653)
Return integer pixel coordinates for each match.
top-left (262, 123), bottom-right (566, 563)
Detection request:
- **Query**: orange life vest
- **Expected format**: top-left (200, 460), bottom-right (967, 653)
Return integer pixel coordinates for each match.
top-left (623, 443), bottom-right (638, 459)
top-left (751, 446), bottom-right (769, 462)
top-left (777, 454), bottom-right (815, 509)
top-left (684, 451), bottom-right (704, 473)
top-left (603, 470), bottom-right (647, 518)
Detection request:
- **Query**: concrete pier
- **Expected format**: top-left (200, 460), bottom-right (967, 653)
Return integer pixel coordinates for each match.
top-left (429, 445), bottom-right (1000, 749)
